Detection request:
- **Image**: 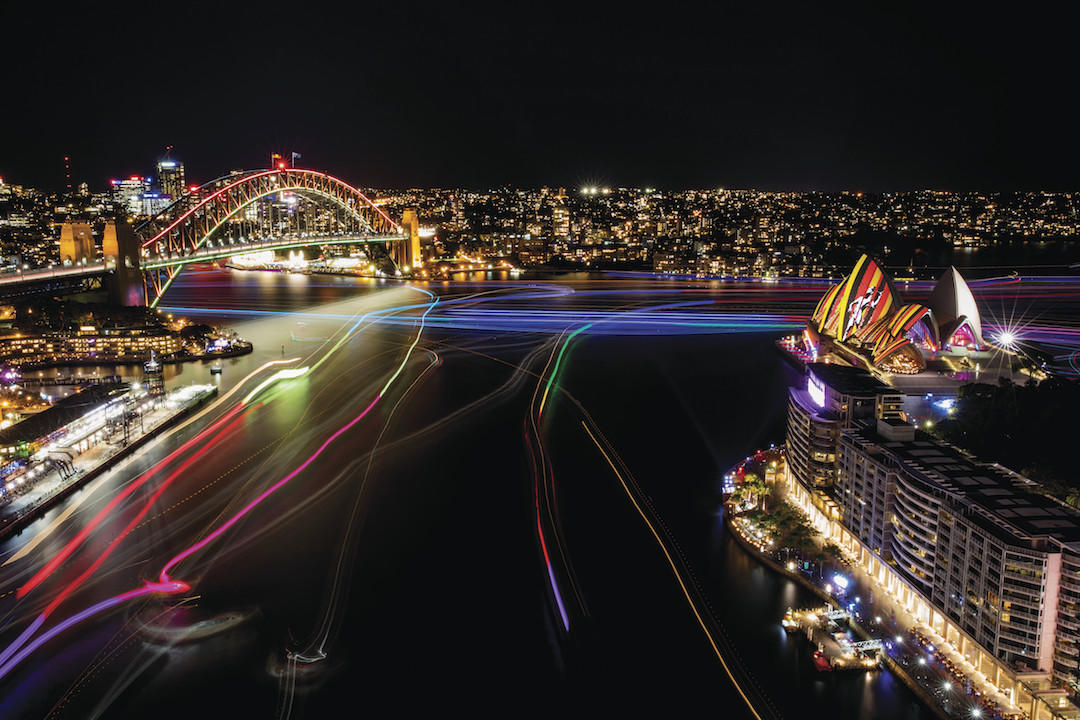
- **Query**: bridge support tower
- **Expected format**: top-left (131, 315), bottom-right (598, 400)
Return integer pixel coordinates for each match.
top-left (394, 208), bottom-right (422, 271)
top-left (103, 219), bottom-right (145, 306)
top-left (59, 223), bottom-right (94, 264)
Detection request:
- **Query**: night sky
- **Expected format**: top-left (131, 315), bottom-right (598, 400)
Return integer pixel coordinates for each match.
top-left (2, 2), bottom-right (1078, 192)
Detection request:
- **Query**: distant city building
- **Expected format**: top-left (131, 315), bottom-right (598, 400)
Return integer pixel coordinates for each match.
top-left (140, 192), bottom-right (171, 217)
top-left (0, 327), bottom-right (183, 367)
top-left (156, 159), bottom-right (185, 202)
top-left (552, 204), bottom-right (570, 242)
top-left (110, 176), bottom-right (150, 217)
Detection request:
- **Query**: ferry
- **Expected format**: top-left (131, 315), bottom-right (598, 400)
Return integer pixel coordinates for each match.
top-left (210, 361), bottom-right (223, 375)
top-left (781, 608), bottom-right (799, 632)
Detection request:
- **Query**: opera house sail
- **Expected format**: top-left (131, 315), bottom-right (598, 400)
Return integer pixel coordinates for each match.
top-left (805, 255), bottom-right (985, 374)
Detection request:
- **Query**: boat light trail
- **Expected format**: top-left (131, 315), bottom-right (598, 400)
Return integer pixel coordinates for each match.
top-left (15, 402), bottom-right (248, 600)
top-left (0, 581), bottom-right (188, 682)
top-left (162, 288), bottom-right (436, 581)
top-left (2, 359), bottom-right (302, 571)
top-left (581, 421), bottom-right (766, 720)
top-left (538, 325), bottom-right (591, 419)
top-left (0, 288), bottom-right (438, 683)
top-left (242, 367), bottom-right (310, 404)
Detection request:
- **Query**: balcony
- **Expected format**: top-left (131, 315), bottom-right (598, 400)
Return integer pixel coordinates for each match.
top-left (1058, 616), bottom-right (1080, 632)
top-left (1055, 642), bottom-right (1080, 657)
top-left (1054, 653), bottom-right (1080, 670)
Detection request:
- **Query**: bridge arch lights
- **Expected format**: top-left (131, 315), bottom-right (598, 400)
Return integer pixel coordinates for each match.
top-left (135, 169), bottom-right (405, 306)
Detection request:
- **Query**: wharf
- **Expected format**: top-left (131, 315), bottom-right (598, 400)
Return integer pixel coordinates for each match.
top-left (785, 606), bottom-right (883, 671)
top-left (0, 384), bottom-right (218, 539)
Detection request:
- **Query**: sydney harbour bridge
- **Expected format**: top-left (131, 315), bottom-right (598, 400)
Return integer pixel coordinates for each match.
top-left (0, 168), bottom-right (421, 308)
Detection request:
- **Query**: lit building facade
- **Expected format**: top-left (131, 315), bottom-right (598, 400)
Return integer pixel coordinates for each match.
top-left (110, 176), bottom-right (151, 217)
top-left (786, 362), bottom-right (902, 488)
top-left (156, 159), bottom-right (185, 201)
top-left (0, 327), bottom-right (182, 366)
top-left (140, 192), bottom-right (171, 217)
top-left (783, 366), bottom-right (1080, 714)
top-left (834, 418), bottom-right (1080, 682)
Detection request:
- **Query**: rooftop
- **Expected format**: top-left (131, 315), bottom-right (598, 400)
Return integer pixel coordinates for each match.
top-left (845, 421), bottom-right (1080, 550)
top-left (807, 362), bottom-right (897, 397)
top-left (0, 384), bottom-right (130, 447)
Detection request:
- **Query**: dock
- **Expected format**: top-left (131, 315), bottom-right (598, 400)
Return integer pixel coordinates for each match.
top-left (784, 606), bottom-right (883, 671)
top-left (0, 383), bottom-right (218, 539)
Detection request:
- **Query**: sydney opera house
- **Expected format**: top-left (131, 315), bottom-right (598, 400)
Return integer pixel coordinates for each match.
top-left (804, 255), bottom-right (986, 374)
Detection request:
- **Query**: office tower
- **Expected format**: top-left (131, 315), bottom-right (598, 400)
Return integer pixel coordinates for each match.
top-left (157, 159), bottom-right (186, 201)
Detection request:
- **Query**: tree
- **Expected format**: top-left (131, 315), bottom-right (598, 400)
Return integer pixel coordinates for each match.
top-left (743, 472), bottom-right (772, 511)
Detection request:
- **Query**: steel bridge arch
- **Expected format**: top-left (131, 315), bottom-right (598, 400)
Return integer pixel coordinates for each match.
top-left (136, 169), bottom-right (403, 306)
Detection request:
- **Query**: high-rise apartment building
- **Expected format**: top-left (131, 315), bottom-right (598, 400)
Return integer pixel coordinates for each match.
top-left (835, 418), bottom-right (1080, 683)
top-left (785, 362), bottom-right (903, 488)
top-left (784, 365), bottom-right (1080, 699)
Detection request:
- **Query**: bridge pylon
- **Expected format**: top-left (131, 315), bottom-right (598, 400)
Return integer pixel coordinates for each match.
top-left (59, 223), bottom-right (94, 265)
top-left (103, 219), bottom-right (145, 306)
top-left (395, 208), bottom-right (422, 270)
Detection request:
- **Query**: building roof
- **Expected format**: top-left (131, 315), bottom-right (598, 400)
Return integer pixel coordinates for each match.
top-left (812, 254), bottom-right (902, 341)
top-left (0, 384), bottom-right (130, 447)
top-left (845, 421), bottom-right (1080, 550)
top-left (927, 266), bottom-right (983, 342)
top-left (806, 362), bottom-right (897, 397)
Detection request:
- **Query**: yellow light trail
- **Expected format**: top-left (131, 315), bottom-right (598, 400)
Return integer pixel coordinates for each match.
top-left (581, 420), bottom-right (766, 720)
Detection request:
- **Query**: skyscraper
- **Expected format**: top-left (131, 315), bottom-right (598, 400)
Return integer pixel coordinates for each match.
top-left (156, 159), bottom-right (186, 201)
top-left (111, 177), bottom-right (150, 217)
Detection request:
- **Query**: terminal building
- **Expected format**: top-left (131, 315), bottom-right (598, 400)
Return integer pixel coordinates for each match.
top-left (785, 364), bottom-right (1080, 707)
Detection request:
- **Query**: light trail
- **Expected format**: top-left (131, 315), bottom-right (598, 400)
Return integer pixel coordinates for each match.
top-left (0, 581), bottom-right (188, 682)
top-left (0, 288), bottom-right (439, 683)
top-left (42, 409), bottom-right (256, 616)
top-left (581, 421), bottom-right (768, 720)
top-left (14, 402), bottom-right (248, 600)
top-left (160, 287), bottom-right (436, 582)
top-left (527, 332), bottom-right (582, 633)
top-left (538, 324), bottom-right (591, 419)
top-left (242, 367), bottom-right (310, 404)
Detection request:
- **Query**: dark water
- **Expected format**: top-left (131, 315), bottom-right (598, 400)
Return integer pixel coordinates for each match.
top-left (0, 270), bottom-right (932, 719)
